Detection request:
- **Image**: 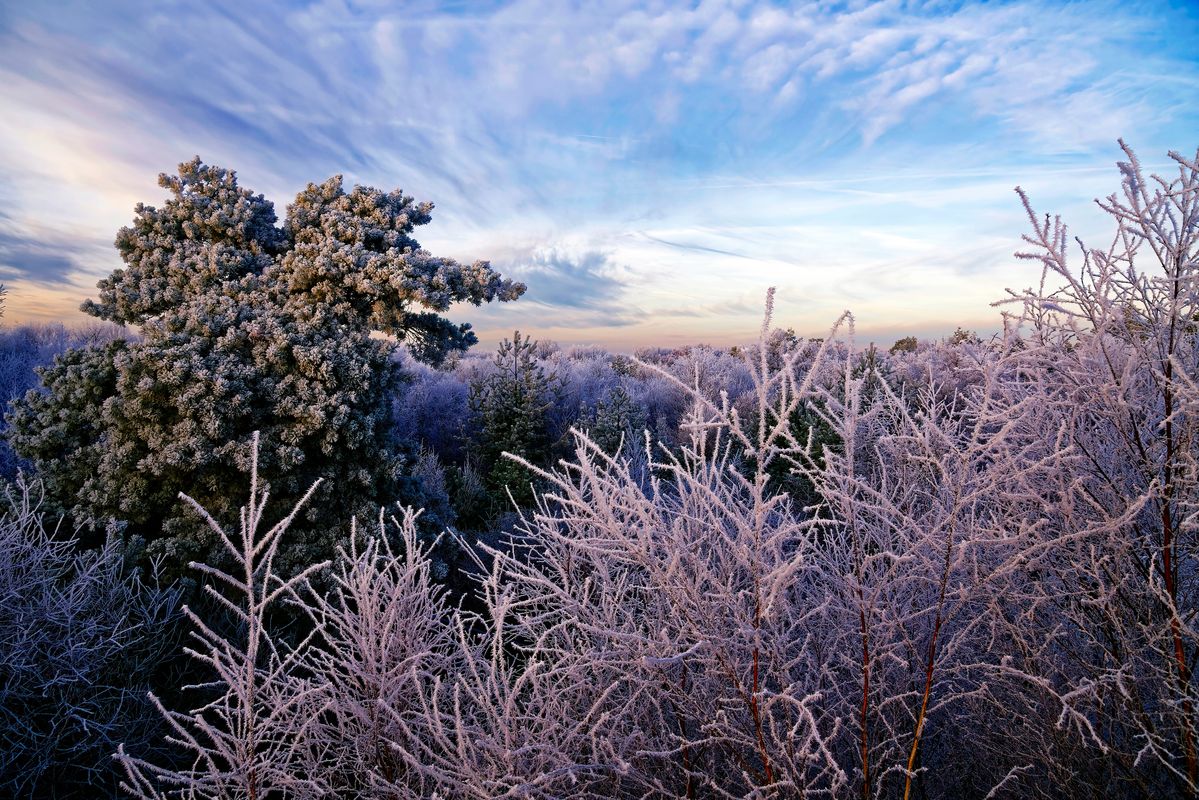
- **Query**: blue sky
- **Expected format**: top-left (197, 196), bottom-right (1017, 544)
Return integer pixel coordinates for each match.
top-left (1, 0), bottom-right (1196, 349)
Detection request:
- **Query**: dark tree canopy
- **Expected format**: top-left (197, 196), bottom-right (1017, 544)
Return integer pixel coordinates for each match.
top-left (8, 159), bottom-right (524, 574)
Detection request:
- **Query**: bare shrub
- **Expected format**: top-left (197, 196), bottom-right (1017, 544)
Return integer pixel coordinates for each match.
top-left (0, 479), bottom-right (179, 798)
top-left (117, 142), bottom-right (1199, 799)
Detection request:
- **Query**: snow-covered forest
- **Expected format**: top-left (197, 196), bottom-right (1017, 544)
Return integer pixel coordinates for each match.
top-left (1, 141), bottom-right (1198, 799)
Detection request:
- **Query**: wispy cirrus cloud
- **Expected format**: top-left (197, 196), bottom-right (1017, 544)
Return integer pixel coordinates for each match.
top-left (510, 250), bottom-right (628, 313)
top-left (0, 207), bottom-right (110, 287)
top-left (463, 246), bottom-right (643, 333)
top-left (0, 230), bottom-right (80, 284)
top-left (0, 0), bottom-right (1195, 344)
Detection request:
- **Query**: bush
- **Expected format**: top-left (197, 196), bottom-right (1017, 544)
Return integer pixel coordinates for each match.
top-left (0, 322), bottom-right (126, 480)
top-left (0, 480), bottom-right (181, 798)
top-left (115, 141), bottom-right (1199, 799)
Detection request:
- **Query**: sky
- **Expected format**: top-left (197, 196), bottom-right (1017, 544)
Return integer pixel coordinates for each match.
top-left (0, 0), bottom-right (1196, 351)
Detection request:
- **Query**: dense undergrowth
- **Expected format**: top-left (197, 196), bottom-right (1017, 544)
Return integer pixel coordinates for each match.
top-left (1, 142), bottom-right (1197, 797)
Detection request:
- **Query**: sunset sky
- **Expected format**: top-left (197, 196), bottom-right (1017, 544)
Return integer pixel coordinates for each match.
top-left (1, 0), bottom-right (1196, 350)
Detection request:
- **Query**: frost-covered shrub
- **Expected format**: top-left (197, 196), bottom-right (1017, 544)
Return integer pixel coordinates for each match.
top-left (0, 480), bottom-right (180, 798)
top-left (390, 354), bottom-right (472, 463)
top-left (409, 446), bottom-right (453, 530)
top-left (625, 369), bottom-right (687, 448)
top-left (885, 335), bottom-right (993, 414)
top-left (117, 436), bottom-right (333, 799)
top-left (995, 140), bottom-right (1199, 796)
top-left (544, 345), bottom-right (621, 447)
top-left (119, 142), bottom-right (1199, 800)
top-left (7, 159), bottom-right (523, 575)
top-left (118, 300), bottom-right (1085, 798)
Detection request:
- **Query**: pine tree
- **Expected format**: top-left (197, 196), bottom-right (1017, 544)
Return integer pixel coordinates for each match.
top-left (465, 331), bottom-right (559, 518)
top-left (585, 385), bottom-right (647, 457)
top-left (6, 159), bottom-right (524, 575)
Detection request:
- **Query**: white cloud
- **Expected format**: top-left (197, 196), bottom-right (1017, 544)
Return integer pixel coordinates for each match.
top-left (0, 0), bottom-right (1193, 346)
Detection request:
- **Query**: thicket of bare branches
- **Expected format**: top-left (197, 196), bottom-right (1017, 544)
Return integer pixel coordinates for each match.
top-left (995, 140), bottom-right (1199, 796)
top-left (114, 143), bottom-right (1198, 798)
top-left (0, 480), bottom-right (180, 798)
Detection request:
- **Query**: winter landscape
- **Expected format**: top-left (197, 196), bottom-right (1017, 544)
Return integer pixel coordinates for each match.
top-left (2, 1), bottom-right (1199, 798)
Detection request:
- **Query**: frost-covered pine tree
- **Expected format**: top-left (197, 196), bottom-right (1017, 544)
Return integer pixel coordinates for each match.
top-left (465, 330), bottom-right (559, 518)
top-left (6, 159), bottom-right (524, 575)
top-left (584, 384), bottom-right (648, 457)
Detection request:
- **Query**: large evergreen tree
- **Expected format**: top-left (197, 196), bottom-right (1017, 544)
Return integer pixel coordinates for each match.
top-left (7, 159), bottom-right (524, 575)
